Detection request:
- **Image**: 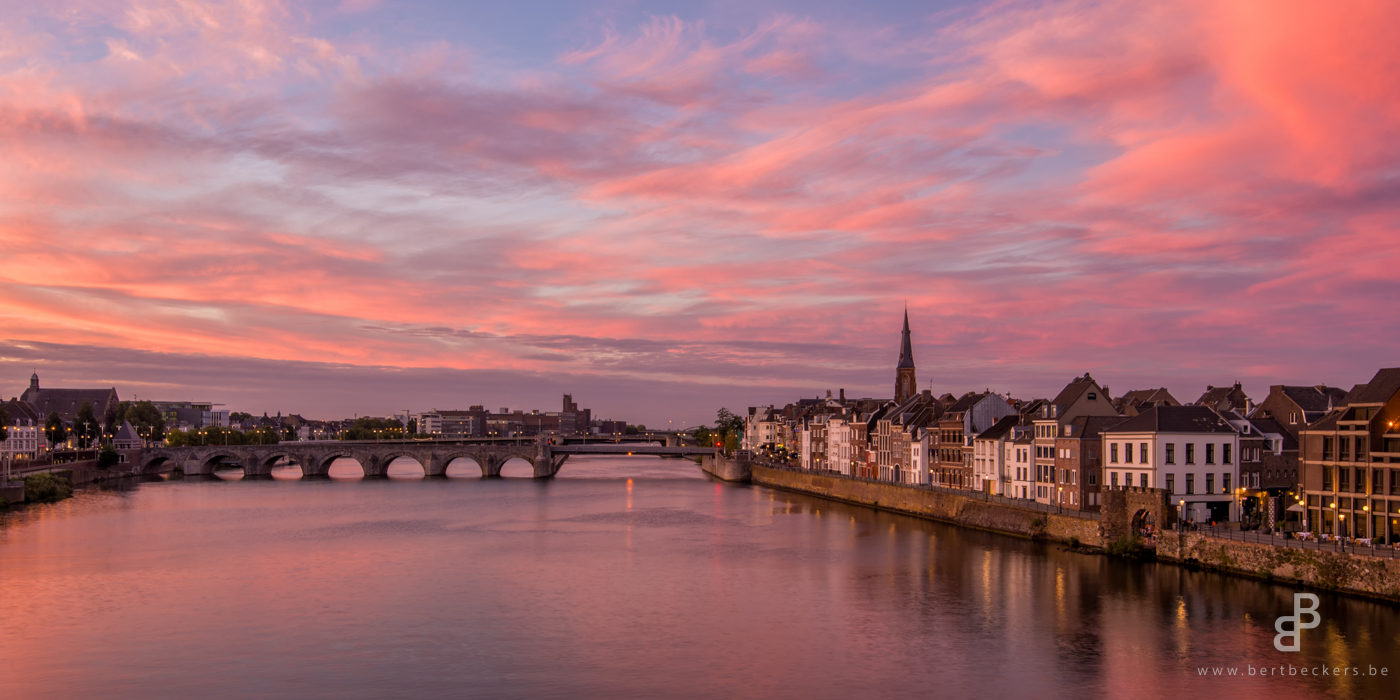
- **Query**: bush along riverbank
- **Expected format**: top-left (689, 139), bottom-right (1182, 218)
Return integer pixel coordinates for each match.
top-left (23, 473), bottom-right (74, 504)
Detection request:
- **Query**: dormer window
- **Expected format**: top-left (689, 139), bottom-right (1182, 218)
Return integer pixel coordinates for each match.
top-left (1088, 392), bottom-right (1096, 400)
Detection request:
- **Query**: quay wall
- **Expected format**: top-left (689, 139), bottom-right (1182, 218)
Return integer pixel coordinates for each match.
top-left (1159, 532), bottom-right (1400, 601)
top-left (750, 465), bottom-right (1400, 603)
top-left (700, 454), bottom-right (752, 483)
top-left (751, 465), bottom-right (1099, 543)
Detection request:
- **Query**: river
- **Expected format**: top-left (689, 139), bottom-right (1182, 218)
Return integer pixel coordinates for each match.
top-left (1, 456), bottom-right (1396, 698)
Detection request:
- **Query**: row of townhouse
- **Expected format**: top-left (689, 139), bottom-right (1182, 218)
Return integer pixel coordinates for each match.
top-left (751, 375), bottom-right (1324, 526)
top-left (743, 313), bottom-right (1385, 532)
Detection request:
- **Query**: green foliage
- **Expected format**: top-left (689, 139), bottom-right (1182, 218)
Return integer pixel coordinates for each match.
top-left (341, 417), bottom-right (404, 441)
top-left (0, 404), bottom-right (9, 443)
top-left (24, 473), bottom-right (74, 503)
top-left (74, 401), bottom-right (99, 448)
top-left (166, 427), bottom-right (280, 446)
top-left (692, 426), bottom-right (714, 445)
top-left (1106, 535), bottom-right (1148, 558)
top-left (97, 447), bottom-right (119, 469)
top-left (44, 412), bottom-right (67, 447)
top-left (624, 424), bottom-right (640, 435)
top-left (116, 401), bottom-right (166, 442)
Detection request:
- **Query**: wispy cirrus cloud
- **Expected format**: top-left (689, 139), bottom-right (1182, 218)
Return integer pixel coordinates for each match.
top-left (1, 0), bottom-right (1397, 422)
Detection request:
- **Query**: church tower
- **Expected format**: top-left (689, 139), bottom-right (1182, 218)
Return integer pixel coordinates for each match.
top-left (895, 309), bottom-right (917, 403)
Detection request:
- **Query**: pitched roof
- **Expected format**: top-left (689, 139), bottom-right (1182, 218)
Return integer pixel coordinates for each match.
top-left (1063, 414), bottom-right (1126, 440)
top-left (1103, 405), bottom-right (1235, 434)
top-left (947, 391), bottom-right (986, 414)
top-left (1117, 387), bottom-right (1178, 406)
top-left (1277, 385), bottom-right (1344, 413)
top-left (1194, 382), bottom-right (1250, 412)
top-left (21, 387), bottom-right (119, 422)
top-left (2, 398), bottom-right (41, 424)
top-left (976, 414), bottom-right (1020, 441)
top-left (1347, 368), bottom-right (1400, 405)
top-left (1050, 373), bottom-right (1099, 410)
top-left (114, 421), bottom-right (141, 442)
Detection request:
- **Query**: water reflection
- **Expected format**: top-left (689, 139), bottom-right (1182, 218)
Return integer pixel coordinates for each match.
top-left (1, 457), bottom-right (1396, 699)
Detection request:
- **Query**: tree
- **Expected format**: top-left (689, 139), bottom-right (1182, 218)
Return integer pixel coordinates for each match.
top-left (74, 401), bottom-right (98, 448)
top-left (341, 417), bottom-right (404, 441)
top-left (102, 402), bottom-right (120, 441)
top-left (44, 412), bottom-right (67, 448)
top-left (407, 418), bottom-right (418, 435)
top-left (119, 401), bottom-right (166, 442)
top-left (716, 408), bottom-right (743, 437)
top-left (0, 404), bottom-right (9, 446)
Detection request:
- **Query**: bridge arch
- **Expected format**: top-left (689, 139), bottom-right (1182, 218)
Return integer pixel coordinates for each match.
top-left (438, 452), bottom-right (489, 478)
top-left (138, 451), bottom-right (179, 475)
top-left (200, 452), bottom-right (245, 478)
top-left (382, 453), bottom-right (427, 478)
top-left (308, 453), bottom-right (368, 479)
top-left (497, 456), bottom-right (536, 478)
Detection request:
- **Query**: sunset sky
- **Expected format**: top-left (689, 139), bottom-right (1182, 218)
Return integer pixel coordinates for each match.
top-left (2, 0), bottom-right (1397, 425)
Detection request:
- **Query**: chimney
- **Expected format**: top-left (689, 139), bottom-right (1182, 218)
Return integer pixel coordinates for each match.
top-left (839, 388), bottom-right (845, 401)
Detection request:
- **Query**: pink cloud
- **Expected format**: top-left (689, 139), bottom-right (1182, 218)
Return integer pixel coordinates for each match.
top-left (1, 1), bottom-right (1396, 413)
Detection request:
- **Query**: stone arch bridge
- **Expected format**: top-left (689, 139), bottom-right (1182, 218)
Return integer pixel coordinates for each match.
top-left (127, 438), bottom-right (715, 479)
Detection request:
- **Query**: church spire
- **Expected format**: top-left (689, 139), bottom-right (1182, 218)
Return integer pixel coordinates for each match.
top-left (895, 309), bottom-right (917, 403)
top-left (897, 307), bottom-right (914, 369)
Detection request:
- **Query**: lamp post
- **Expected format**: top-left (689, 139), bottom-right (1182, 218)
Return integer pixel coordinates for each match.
top-left (1339, 513), bottom-right (1346, 552)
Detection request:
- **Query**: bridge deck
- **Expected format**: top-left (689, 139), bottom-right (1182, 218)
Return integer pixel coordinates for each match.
top-left (552, 445), bottom-right (714, 456)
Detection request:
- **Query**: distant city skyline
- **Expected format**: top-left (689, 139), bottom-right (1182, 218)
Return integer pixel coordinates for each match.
top-left (2, 2), bottom-right (1397, 424)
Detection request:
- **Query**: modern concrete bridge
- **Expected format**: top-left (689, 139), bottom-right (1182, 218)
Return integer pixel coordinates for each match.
top-left (128, 437), bottom-right (716, 479)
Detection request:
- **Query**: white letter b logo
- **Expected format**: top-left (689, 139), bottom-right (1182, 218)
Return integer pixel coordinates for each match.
top-left (1274, 593), bottom-right (1321, 652)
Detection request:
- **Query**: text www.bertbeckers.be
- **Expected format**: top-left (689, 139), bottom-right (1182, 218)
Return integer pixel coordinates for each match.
top-left (1196, 664), bottom-right (1390, 677)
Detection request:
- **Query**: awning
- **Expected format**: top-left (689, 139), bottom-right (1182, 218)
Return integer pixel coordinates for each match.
top-left (1286, 503), bottom-right (1305, 513)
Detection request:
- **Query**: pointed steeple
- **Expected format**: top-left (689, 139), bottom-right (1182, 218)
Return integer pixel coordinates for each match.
top-left (897, 308), bottom-right (915, 369)
top-left (894, 309), bottom-right (918, 403)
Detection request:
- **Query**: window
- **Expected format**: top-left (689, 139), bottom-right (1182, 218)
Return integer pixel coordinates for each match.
top-left (1323, 467), bottom-right (1333, 490)
top-left (1323, 437), bottom-right (1333, 460)
top-left (1110, 443), bottom-right (1119, 463)
top-left (1338, 468), bottom-right (1349, 492)
top-left (1223, 473), bottom-right (1231, 493)
top-left (1206, 473), bottom-right (1215, 494)
top-left (1166, 474), bottom-right (1175, 494)
top-left (1111, 471), bottom-right (1119, 487)
top-left (1140, 443), bottom-right (1148, 463)
top-left (1355, 468), bottom-right (1365, 494)
top-left (1223, 444), bottom-right (1232, 464)
top-left (1165, 443), bottom-right (1175, 464)
top-left (1206, 444), bottom-right (1215, 464)
top-left (1359, 437), bottom-right (1369, 460)
top-left (1124, 443), bottom-right (1133, 464)
top-left (1140, 473), bottom-right (1148, 489)
top-left (1186, 474), bottom-right (1195, 494)
top-left (1089, 472), bottom-right (1097, 485)
top-left (1340, 437), bottom-right (1350, 461)
top-left (1290, 411), bottom-right (1298, 425)
top-left (1186, 443), bottom-right (1195, 464)
top-left (1088, 392), bottom-right (1096, 400)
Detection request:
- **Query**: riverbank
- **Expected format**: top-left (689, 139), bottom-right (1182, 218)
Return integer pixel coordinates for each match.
top-left (750, 464), bottom-right (1400, 603)
top-left (2, 459), bottom-right (126, 506)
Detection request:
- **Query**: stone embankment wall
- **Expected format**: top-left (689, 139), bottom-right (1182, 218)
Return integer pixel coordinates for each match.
top-left (1159, 533), bottom-right (1400, 601)
top-left (751, 465), bottom-right (1100, 543)
top-left (701, 454), bottom-right (752, 482)
top-left (751, 465), bottom-right (1400, 602)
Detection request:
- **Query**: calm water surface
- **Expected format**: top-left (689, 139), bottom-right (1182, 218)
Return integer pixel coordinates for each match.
top-left (2, 456), bottom-right (1397, 699)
